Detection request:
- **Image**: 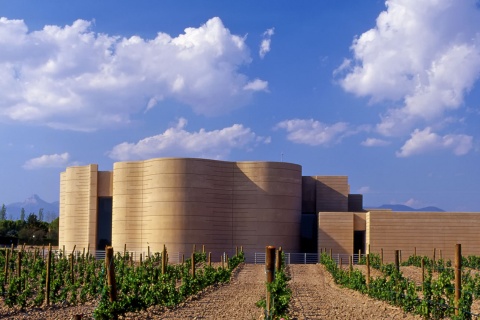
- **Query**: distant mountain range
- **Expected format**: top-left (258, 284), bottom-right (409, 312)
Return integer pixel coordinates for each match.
top-left (3, 194), bottom-right (59, 222)
top-left (366, 204), bottom-right (445, 212)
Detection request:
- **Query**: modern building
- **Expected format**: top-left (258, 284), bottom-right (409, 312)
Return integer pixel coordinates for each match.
top-left (59, 157), bottom-right (480, 262)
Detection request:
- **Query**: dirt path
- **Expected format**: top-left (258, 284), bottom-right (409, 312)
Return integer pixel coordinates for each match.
top-left (158, 264), bottom-right (265, 319)
top-left (288, 264), bottom-right (422, 320)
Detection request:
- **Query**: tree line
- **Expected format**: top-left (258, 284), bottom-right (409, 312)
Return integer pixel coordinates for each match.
top-left (0, 204), bottom-right (59, 246)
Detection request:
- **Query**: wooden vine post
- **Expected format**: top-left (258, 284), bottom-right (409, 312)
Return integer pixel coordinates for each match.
top-left (161, 245), bottom-right (167, 275)
top-left (70, 254), bottom-right (75, 284)
top-left (105, 246), bottom-right (117, 303)
top-left (17, 249), bottom-right (22, 278)
top-left (191, 252), bottom-right (196, 278)
top-left (421, 257), bottom-right (425, 285)
top-left (208, 252), bottom-right (212, 267)
top-left (45, 244), bottom-right (52, 305)
top-left (366, 253), bottom-right (370, 288)
top-left (4, 248), bottom-right (9, 284)
top-left (277, 247), bottom-right (283, 271)
top-left (454, 244), bottom-right (462, 317)
top-left (395, 250), bottom-right (400, 272)
top-left (265, 246), bottom-right (276, 318)
top-left (381, 248), bottom-right (384, 265)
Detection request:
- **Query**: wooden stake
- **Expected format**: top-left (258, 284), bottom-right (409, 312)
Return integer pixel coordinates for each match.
top-left (45, 244), bottom-right (52, 305)
top-left (161, 245), bottom-right (166, 275)
top-left (4, 248), bottom-right (9, 284)
top-left (381, 248), bottom-right (384, 265)
top-left (105, 246), bottom-right (117, 303)
top-left (17, 250), bottom-right (22, 277)
top-left (70, 254), bottom-right (75, 284)
top-left (265, 246), bottom-right (276, 318)
top-left (395, 250), bottom-right (400, 272)
top-left (191, 252), bottom-right (196, 278)
top-left (454, 244), bottom-right (462, 316)
top-left (366, 254), bottom-right (370, 288)
top-left (208, 252), bottom-right (212, 267)
top-left (421, 258), bottom-right (425, 285)
top-left (349, 255), bottom-right (353, 273)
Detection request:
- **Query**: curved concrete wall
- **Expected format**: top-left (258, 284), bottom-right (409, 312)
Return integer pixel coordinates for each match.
top-left (59, 164), bottom-right (98, 252)
top-left (110, 158), bottom-right (302, 256)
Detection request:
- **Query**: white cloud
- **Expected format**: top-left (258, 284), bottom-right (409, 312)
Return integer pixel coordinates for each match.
top-left (259, 28), bottom-right (274, 59)
top-left (23, 152), bottom-right (71, 170)
top-left (396, 127), bottom-right (473, 157)
top-left (243, 79), bottom-right (269, 91)
top-left (0, 17), bottom-right (268, 131)
top-left (337, 0), bottom-right (480, 137)
top-left (361, 137), bottom-right (390, 147)
top-left (108, 118), bottom-right (270, 161)
top-left (357, 186), bottom-right (371, 194)
top-left (276, 119), bottom-right (350, 146)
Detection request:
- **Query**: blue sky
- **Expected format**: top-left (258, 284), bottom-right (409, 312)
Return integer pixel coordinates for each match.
top-left (0, 0), bottom-right (479, 211)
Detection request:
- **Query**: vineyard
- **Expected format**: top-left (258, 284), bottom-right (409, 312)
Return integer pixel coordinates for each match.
top-left (3, 243), bottom-right (480, 319)
top-left (0, 244), bottom-right (245, 319)
top-left (321, 246), bottom-right (480, 320)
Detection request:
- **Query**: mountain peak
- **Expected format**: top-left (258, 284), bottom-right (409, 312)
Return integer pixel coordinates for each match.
top-left (23, 194), bottom-right (43, 205)
top-left (5, 195), bottom-right (59, 221)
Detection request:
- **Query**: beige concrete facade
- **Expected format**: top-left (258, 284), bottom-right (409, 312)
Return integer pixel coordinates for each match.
top-left (59, 157), bottom-right (480, 260)
top-left (60, 158), bottom-right (303, 256)
top-left (59, 164), bottom-right (99, 252)
top-left (318, 209), bottom-right (480, 263)
top-left (366, 210), bottom-right (480, 262)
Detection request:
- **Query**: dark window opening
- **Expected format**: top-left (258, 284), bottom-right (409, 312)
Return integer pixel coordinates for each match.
top-left (300, 213), bottom-right (318, 253)
top-left (354, 230), bottom-right (366, 254)
top-left (97, 197), bottom-right (112, 250)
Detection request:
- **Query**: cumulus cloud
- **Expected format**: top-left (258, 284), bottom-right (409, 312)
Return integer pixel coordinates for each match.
top-left (0, 17), bottom-right (267, 131)
top-left (361, 138), bottom-right (390, 147)
top-left (275, 119), bottom-right (351, 146)
top-left (108, 118), bottom-right (270, 161)
top-left (259, 28), bottom-right (274, 59)
top-left (23, 152), bottom-right (71, 170)
top-left (396, 127), bottom-right (473, 157)
top-left (337, 0), bottom-right (480, 139)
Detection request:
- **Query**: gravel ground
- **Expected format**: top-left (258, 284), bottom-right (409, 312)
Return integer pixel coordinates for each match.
top-left (288, 264), bottom-right (422, 320)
